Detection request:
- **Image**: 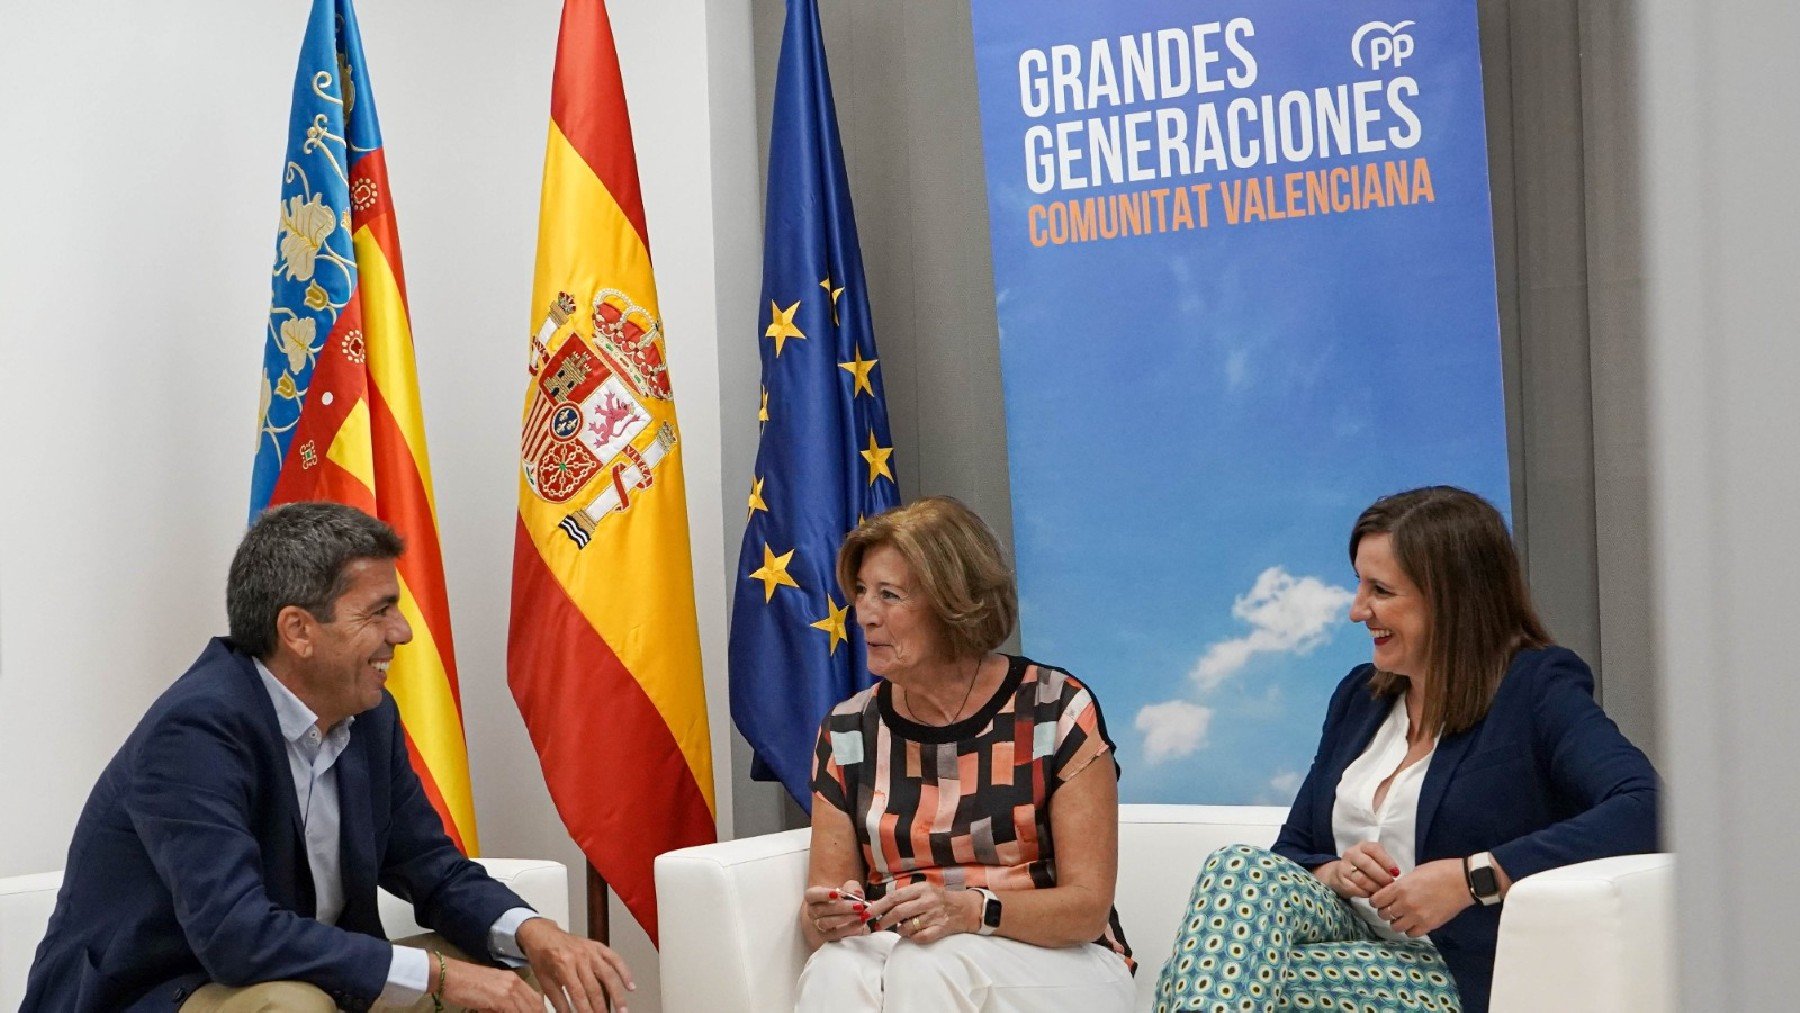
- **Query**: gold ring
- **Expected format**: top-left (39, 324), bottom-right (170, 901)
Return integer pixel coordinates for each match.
top-left (814, 917), bottom-right (826, 933)
top-left (908, 916), bottom-right (923, 931)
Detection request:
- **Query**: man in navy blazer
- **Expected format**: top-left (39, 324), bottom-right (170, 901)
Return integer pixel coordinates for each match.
top-left (23, 503), bottom-right (633, 1012)
top-left (1273, 646), bottom-right (1659, 1012)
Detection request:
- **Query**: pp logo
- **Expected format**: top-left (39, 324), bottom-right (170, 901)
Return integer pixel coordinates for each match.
top-left (1352, 20), bottom-right (1416, 70)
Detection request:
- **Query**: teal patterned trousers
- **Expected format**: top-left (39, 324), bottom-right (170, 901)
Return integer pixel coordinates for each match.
top-left (1153, 845), bottom-right (1463, 1013)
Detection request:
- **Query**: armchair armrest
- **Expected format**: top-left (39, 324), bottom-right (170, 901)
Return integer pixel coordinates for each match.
top-left (378, 857), bottom-right (571, 941)
top-left (1489, 853), bottom-right (1675, 1013)
top-left (655, 828), bottom-right (811, 1013)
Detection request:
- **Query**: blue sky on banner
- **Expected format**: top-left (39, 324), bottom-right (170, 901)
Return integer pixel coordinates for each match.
top-left (968, 1), bottom-right (1510, 804)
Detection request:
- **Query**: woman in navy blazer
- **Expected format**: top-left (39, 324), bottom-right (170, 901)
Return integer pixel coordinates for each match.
top-left (1153, 487), bottom-right (1658, 1013)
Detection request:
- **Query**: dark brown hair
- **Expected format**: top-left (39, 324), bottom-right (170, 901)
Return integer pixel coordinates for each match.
top-left (837, 496), bottom-right (1018, 661)
top-left (1350, 486), bottom-right (1551, 735)
top-left (227, 501), bottom-right (404, 658)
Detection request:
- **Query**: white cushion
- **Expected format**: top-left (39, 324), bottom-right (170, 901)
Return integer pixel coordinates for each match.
top-left (656, 828), bottom-right (812, 1012)
top-left (653, 804), bottom-right (1288, 1012)
top-left (1489, 853), bottom-right (1675, 1013)
top-left (377, 857), bottom-right (572, 939)
top-left (1, 872), bottom-right (64, 1011)
top-left (1112, 805), bottom-right (1286, 1009)
top-left (655, 804), bottom-right (1678, 1013)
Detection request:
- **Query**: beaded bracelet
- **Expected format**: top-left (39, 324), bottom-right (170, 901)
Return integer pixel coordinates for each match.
top-left (432, 950), bottom-right (447, 1013)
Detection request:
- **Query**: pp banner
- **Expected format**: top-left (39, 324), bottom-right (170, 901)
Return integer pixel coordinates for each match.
top-left (969, 2), bottom-right (1511, 803)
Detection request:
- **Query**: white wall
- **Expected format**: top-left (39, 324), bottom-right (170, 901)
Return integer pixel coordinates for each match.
top-left (0, 2), bottom-right (759, 1008)
top-left (1641, 3), bottom-right (1800, 1008)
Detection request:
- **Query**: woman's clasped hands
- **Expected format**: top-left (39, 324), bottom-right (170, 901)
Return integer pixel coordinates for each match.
top-left (802, 881), bottom-right (877, 943)
top-left (1318, 841), bottom-right (1473, 937)
top-left (802, 880), bottom-right (982, 945)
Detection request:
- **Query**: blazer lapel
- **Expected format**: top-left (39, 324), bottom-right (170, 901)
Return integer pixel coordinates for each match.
top-left (1414, 727), bottom-right (1478, 852)
top-left (1343, 697), bottom-right (1390, 764)
top-left (231, 648), bottom-right (310, 850)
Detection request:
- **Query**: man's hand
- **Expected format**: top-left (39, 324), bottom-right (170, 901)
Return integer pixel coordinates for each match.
top-left (1367, 858), bottom-right (1474, 937)
top-left (438, 955), bottom-right (544, 1012)
top-left (516, 916), bottom-right (636, 1013)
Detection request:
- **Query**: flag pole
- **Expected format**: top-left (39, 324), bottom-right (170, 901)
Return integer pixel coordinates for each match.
top-left (585, 862), bottom-right (611, 944)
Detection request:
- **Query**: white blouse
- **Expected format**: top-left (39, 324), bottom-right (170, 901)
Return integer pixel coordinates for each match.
top-left (1331, 694), bottom-right (1436, 941)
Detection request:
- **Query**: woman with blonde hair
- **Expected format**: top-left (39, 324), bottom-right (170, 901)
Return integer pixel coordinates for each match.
top-left (1154, 486), bottom-right (1658, 1013)
top-left (795, 496), bottom-right (1135, 1012)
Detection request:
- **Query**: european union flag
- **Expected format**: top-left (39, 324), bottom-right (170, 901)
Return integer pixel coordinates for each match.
top-left (729, 0), bottom-right (900, 809)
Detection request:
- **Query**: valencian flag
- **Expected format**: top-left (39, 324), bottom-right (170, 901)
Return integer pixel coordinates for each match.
top-left (508, 0), bottom-right (716, 941)
top-left (729, 0), bottom-right (901, 809)
top-left (251, 0), bottom-right (480, 855)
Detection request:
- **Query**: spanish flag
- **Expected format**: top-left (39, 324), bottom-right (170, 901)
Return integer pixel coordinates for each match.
top-left (250, 0), bottom-right (480, 854)
top-left (508, 0), bottom-right (717, 941)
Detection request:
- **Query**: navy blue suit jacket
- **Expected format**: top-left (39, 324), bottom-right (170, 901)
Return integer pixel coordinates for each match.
top-left (22, 639), bottom-right (526, 1012)
top-left (1271, 647), bottom-right (1658, 1013)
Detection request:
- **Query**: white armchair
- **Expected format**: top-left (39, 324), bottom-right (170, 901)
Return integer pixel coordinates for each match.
top-left (655, 804), bottom-right (1676, 1012)
top-left (0, 857), bottom-right (570, 1009)
top-left (1488, 852), bottom-right (1676, 1013)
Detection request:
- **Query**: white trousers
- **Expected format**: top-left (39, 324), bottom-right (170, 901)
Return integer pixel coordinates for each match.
top-left (793, 932), bottom-right (1136, 1013)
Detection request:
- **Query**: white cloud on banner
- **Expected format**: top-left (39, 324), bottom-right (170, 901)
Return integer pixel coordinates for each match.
top-left (1135, 700), bottom-right (1214, 763)
top-left (1135, 566), bottom-right (1354, 766)
top-left (1264, 770), bottom-right (1303, 804)
top-left (1189, 567), bottom-right (1354, 691)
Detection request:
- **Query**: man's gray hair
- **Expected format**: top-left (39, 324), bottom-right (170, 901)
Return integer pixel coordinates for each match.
top-left (227, 502), bottom-right (405, 658)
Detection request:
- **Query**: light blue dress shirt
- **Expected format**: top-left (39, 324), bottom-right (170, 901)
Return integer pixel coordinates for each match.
top-left (255, 661), bottom-right (535, 1004)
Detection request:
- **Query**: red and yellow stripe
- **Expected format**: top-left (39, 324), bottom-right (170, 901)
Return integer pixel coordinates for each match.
top-left (271, 148), bottom-right (480, 856)
top-left (508, 0), bottom-right (716, 943)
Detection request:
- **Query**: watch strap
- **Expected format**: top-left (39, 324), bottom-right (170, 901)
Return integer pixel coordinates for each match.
top-left (1465, 852), bottom-right (1502, 906)
top-left (974, 887), bottom-right (1001, 935)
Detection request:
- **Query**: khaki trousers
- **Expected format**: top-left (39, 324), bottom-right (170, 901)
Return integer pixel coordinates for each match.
top-left (179, 934), bottom-right (540, 1012)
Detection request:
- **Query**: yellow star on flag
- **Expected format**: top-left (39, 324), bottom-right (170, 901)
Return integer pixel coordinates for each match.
top-left (809, 595), bottom-right (850, 656)
top-left (748, 542), bottom-right (801, 602)
top-left (747, 476), bottom-right (768, 519)
top-left (860, 430), bottom-right (894, 487)
top-left (765, 299), bottom-right (806, 356)
top-left (838, 347), bottom-right (878, 398)
top-left (820, 276), bottom-right (845, 325)
top-left (758, 386), bottom-right (769, 426)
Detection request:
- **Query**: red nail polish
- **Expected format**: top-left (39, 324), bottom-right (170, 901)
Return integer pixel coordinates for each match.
top-left (828, 890), bottom-right (840, 900)
top-left (1388, 867), bottom-right (1400, 876)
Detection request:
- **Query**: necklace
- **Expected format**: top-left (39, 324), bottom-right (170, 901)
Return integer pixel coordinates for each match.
top-left (899, 657), bottom-right (983, 726)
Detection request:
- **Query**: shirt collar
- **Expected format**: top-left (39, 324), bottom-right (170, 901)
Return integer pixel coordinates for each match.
top-left (253, 658), bottom-right (353, 743)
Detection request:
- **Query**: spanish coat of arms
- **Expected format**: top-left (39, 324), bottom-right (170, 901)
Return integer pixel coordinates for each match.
top-left (522, 288), bottom-right (677, 548)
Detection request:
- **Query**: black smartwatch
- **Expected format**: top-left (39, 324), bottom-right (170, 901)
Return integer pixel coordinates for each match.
top-left (975, 887), bottom-right (1002, 935)
top-left (1464, 852), bottom-right (1502, 906)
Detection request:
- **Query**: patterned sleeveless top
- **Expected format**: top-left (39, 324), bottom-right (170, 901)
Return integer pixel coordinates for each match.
top-left (810, 655), bottom-right (1133, 968)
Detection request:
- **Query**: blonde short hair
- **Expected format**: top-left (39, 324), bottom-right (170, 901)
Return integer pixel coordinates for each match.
top-left (836, 496), bottom-right (1018, 660)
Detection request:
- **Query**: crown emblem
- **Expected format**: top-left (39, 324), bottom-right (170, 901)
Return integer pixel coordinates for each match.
top-left (590, 288), bottom-right (670, 401)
